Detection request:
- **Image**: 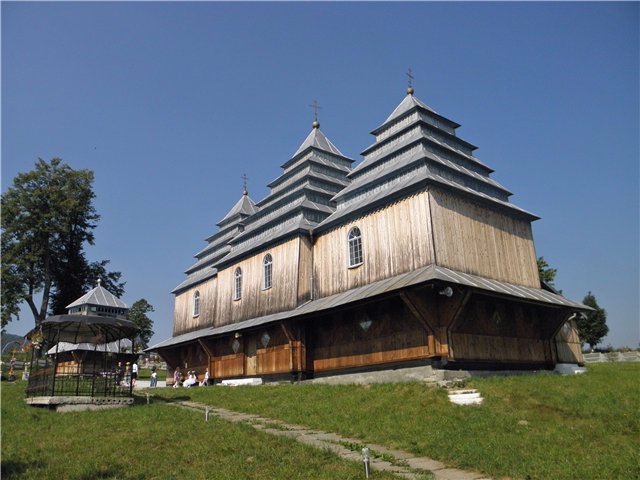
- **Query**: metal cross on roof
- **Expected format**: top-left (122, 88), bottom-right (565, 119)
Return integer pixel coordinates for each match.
top-left (406, 68), bottom-right (415, 95)
top-left (309, 99), bottom-right (322, 123)
top-left (241, 173), bottom-right (248, 194)
top-left (406, 68), bottom-right (414, 88)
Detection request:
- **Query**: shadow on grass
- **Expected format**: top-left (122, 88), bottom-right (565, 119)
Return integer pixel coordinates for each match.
top-left (132, 393), bottom-right (194, 408)
top-left (1, 459), bottom-right (46, 479)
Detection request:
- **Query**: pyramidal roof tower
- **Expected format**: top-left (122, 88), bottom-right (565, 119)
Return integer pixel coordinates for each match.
top-left (216, 110), bottom-right (353, 266)
top-left (318, 83), bottom-right (537, 231)
top-left (173, 188), bottom-right (259, 294)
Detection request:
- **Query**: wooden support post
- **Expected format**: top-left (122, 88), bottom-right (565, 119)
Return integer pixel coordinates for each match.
top-left (280, 321), bottom-right (306, 377)
top-left (438, 288), bottom-right (471, 361)
top-left (198, 338), bottom-right (216, 381)
top-left (399, 291), bottom-right (436, 355)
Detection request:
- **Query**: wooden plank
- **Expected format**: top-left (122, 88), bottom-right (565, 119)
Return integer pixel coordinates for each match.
top-left (216, 238), bottom-right (300, 326)
top-left (429, 188), bottom-right (539, 288)
top-left (313, 192), bottom-right (434, 298)
top-left (451, 333), bottom-right (546, 363)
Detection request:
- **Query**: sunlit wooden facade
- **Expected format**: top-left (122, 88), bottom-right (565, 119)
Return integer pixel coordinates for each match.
top-left (153, 88), bottom-right (586, 384)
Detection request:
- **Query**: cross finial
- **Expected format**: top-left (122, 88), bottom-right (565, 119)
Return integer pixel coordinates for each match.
top-left (406, 68), bottom-right (414, 95)
top-left (241, 173), bottom-right (248, 195)
top-left (309, 99), bottom-right (322, 128)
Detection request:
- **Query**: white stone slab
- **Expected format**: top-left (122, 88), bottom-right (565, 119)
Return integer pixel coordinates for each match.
top-left (448, 389), bottom-right (483, 405)
top-left (220, 378), bottom-right (263, 386)
top-left (554, 363), bottom-right (587, 375)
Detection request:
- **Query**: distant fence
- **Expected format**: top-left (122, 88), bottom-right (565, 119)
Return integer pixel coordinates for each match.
top-left (583, 351), bottom-right (640, 363)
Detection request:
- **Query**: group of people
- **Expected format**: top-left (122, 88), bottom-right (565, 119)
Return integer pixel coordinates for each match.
top-left (172, 367), bottom-right (209, 388)
top-left (112, 362), bottom-right (211, 388)
top-left (115, 361), bottom-right (138, 387)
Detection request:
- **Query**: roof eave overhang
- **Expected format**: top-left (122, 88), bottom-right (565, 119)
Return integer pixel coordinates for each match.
top-left (149, 264), bottom-right (589, 352)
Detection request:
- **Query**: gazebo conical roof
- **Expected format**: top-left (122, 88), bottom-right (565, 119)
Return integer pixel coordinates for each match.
top-left (33, 314), bottom-right (137, 344)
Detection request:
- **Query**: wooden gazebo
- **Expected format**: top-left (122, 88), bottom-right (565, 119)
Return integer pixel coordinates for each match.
top-left (25, 282), bottom-right (139, 410)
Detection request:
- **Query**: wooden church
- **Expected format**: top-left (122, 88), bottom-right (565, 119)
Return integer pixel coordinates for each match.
top-left (150, 84), bottom-right (586, 384)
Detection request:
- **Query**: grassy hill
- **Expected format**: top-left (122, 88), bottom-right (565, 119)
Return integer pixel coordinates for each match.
top-left (153, 363), bottom-right (639, 480)
top-left (2, 363), bottom-right (638, 479)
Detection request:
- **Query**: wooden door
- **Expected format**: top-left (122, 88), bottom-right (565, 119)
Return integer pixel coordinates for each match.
top-left (245, 336), bottom-right (257, 376)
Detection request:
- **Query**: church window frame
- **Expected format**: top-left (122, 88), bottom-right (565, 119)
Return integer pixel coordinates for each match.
top-left (192, 290), bottom-right (201, 317)
top-left (234, 267), bottom-right (243, 301)
top-left (347, 226), bottom-right (364, 268)
top-left (263, 254), bottom-right (273, 290)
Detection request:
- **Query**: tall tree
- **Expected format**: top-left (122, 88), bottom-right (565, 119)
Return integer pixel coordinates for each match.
top-left (537, 256), bottom-right (558, 288)
top-left (128, 299), bottom-right (155, 350)
top-left (1, 158), bottom-right (123, 327)
top-left (577, 292), bottom-right (609, 351)
top-left (49, 259), bottom-right (125, 315)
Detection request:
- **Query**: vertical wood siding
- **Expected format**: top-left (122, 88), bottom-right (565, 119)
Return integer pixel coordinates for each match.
top-left (173, 277), bottom-right (217, 336)
top-left (297, 237), bottom-right (312, 303)
top-left (450, 296), bottom-right (558, 363)
top-left (429, 188), bottom-right (539, 288)
top-left (313, 192), bottom-right (434, 298)
top-left (310, 298), bottom-right (431, 372)
top-left (216, 238), bottom-right (301, 326)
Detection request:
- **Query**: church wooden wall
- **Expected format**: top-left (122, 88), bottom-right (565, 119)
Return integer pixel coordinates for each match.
top-left (313, 192), bottom-right (435, 298)
top-left (256, 325), bottom-right (293, 375)
top-left (203, 326), bottom-right (295, 380)
top-left (310, 298), bottom-right (431, 373)
top-left (297, 236), bottom-right (313, 304)
top-left (449, 296), bottom-right (561, 364)
top-left (173, 277), bottom-right (217, 336)
top-left (215, 238), bottom-right (301, 326)
top-left (429, 188), bottom-right (540, 288)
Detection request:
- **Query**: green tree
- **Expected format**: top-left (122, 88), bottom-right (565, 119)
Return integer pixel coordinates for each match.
top-left (49, 259), bottom-right (125, 315)
top-left (1, 158), bottom-right (123, 327)
top-left (577, 292), bottom-right (609, 351)
top-left (537, 256), bottom-right (558, 288)
top-left (128, 299), bottom-right (155, 350)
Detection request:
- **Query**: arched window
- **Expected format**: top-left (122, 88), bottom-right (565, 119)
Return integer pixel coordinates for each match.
top-left (348, 226), bottom-right (363, 267)
top-left (193, 291), bottom-right (200, 317)
top-left (263, 254), bottom-right (273, 290)
top-left (234, 267), bottom-right (242, 300)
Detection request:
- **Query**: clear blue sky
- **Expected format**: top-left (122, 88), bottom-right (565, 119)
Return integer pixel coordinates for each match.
top-left (2, 2), bottom-right (638, 349)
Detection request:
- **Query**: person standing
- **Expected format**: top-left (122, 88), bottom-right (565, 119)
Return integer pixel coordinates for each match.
top-left (199, 368), bottom-right (210, 387)
top-left (173, 367), bottom-right (182, 388)
top-left (124, 362), bottom-right (131, 386)
top-left (131, 361), bottom-right (138, 387)
top-left (115, 362), bottom-right (124, 386)
top-left (150, 365), bottom-right (158, 388)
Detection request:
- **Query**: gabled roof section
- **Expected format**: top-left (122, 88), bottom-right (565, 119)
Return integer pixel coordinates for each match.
top-left (291, 125), bottom-right (345, 159)
top-left (384, 93), bottom-right (438, 124)
top-left (218, 191), bottom-right (258, 227)
top-left (66, 281), bottom-right (128, 310)
top-left (172, 267), bottom-right (218, 294)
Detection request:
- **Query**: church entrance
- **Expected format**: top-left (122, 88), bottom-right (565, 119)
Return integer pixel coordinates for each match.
top-left (245, 335), bottom-right (257, 376)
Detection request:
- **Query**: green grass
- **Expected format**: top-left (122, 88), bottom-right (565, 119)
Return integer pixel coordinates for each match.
top-left (1, 382), bottom-right (401, 480)
top-left (151, 363), bottom-right (640, 480)
top-left (136, 367), bottom-right (166, 380)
